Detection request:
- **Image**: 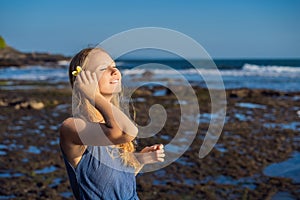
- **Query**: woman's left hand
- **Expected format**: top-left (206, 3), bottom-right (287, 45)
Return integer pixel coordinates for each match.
top-left (136, 144), bottom-right (165, 164)
top-left (75, 70), bottom-right (101, 104)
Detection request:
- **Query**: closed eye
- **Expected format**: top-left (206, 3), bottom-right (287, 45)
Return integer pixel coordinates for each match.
top-left (99, 66), bottom-right (116, 71)
top-left (97, 63), bottom-right (117, 71)
top-left (97, 66), bottom-right (107, 71)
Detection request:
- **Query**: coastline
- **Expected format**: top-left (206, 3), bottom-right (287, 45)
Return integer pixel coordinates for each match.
top-left (0, 46), bottom-right (70, 67)
top-left (0, 85), bottom-right (299, 199)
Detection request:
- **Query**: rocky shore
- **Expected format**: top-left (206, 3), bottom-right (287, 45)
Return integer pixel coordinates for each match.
top-left (0, 85), bottom-right (299, 199)
top-left (0, 46), bottom-right (70, 67)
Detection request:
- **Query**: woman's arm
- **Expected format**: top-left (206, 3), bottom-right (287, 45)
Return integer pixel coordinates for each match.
top-left (93, 93), bottom-right (138, 140)
top-left (60, 117), bottom-right (136, 146)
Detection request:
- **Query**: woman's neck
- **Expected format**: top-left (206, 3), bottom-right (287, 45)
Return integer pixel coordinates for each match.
top-left (101, 93), bottom-right (113, 102)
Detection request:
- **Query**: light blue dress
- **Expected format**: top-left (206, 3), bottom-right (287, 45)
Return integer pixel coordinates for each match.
top-left (62, 145), bottom-right (139, 200)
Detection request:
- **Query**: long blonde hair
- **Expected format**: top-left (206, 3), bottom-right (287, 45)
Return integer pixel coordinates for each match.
top-left (69, 47), bottom-right (139, 169)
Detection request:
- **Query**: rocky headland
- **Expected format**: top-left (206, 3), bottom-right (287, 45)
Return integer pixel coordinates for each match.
top-left (0, 45), bottom-right (70, 67)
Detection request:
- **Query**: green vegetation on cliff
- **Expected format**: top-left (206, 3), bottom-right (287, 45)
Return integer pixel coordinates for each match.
top-left (0, 36), bottom-right (6, 49)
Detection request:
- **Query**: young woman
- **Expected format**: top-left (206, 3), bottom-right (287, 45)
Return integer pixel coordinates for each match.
top-left (59, 48), bottom-right (165, 199)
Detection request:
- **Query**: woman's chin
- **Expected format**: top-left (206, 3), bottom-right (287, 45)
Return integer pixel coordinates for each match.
top-left (101, 85), bottom-right (122, 95)
top-left (112, 86), bottom-right (122, 94)
top-left (101, 89), bottom-right (121, 96)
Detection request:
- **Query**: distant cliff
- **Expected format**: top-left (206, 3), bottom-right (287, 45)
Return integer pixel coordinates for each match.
top-left (0, 37), bottom-right (70, 67)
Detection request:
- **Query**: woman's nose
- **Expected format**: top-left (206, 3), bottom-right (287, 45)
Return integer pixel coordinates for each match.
top-left (108, 66), bottom-right (118, 76)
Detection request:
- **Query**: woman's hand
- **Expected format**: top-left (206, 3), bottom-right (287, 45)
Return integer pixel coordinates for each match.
top-left (75, 71), bottom-right (100, 103)
top-left (73, 70), bottom-right (138, 139)
top-left (136, 144), bottom-right (165, 165)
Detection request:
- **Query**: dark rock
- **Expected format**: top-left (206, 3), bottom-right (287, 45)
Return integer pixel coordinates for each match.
top-left (142, 70), bottom-right (154, 77)
top-left (1, 86), bottom-right (300, 199)
top-left (0, 97), bottom-right (45, 110)
top-left (0, 46), bottom-right (70, 67)
top-left (28, 100), bottom-right (45, 110)
top-left (261, 90), bottom-right (281, 97)
top-left (229, 88), bottom-right (252, 98)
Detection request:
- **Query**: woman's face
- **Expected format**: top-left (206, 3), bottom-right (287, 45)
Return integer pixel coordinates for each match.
top-left (84, 49), bottom-right (122, 96)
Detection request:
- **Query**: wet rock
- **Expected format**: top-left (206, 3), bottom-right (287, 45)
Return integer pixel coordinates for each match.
top-left (1, 86), bottom-right (300, 199)
top-left (0, 97), bottom-right (45, 110)
top-left (9, 97), bottom-right (24, 105)
top-left (132, 88), bottom-right (153, 96)
top-left (261, 90), bottom-right (281, 97)
top-left (229, 88), bottom-right (252, 98)
top-left (14, 101), bottom-right (29, 110)
top-left (29, 100), bottom-right (44, 110)
top-left (0, 99), bottom-right (8, 106)
top-left (142, 70), bottom-right (154, 78)
top-left (1, 97), bottom-right (26, 109)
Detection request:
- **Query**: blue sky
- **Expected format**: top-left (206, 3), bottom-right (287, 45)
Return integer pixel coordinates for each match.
top-left (1, 0), bottom-right (300, 58)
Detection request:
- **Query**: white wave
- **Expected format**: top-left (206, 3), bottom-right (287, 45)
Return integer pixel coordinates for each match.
top-left (0, 65), bottom-right (68, 81)
top-left (122, 64), bottom-right (300, 78)
top-left (121, 68), bottom-right (199, 75)
top-left (1, 63), bottom-right (300, 85)
top-left (243, 63), bottom-right (300, 73)
top-left (226, 63), bottom-right (300, 78)
top-left (57, 60), bottom-right (70, 66)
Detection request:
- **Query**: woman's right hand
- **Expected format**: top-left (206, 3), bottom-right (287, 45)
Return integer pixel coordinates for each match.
top-left (75, 71), bottom-right (101, 103)
top-left (137, 144), bottom-right (165, 164)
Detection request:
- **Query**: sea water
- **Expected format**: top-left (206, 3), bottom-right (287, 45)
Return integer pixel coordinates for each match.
top-left (0, 59), bottom-right (300, 91)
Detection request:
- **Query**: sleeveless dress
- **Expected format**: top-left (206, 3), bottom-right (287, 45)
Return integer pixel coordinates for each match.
top-left (61, 145), bottom-right (139, 200)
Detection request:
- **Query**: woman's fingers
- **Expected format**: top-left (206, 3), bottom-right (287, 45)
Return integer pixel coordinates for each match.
top-left (76, 72), bottom-right (83, 84)
top-left (144, 151), bottom-right (165, 163)
top-left (156, 148), bottom-right (164, 153)
top-left (78, 71), bottom-right (97, 84)
top-left (86, 71), bottom-right (97, 84)
top-left (85, 71), bottom-right (92, 83)
top-left (140, 146), bottom-right (152, 153)
top-left (139, 144), bottom-right (165, 164)
top-left (141, 144), bottom-right (163, 153)
top-left (80, 70), bottom-right (88, 84)
top-left (150, 149), bottom-right (165, 162)
top-left (92, 72), bottom-right (98, 82)
top-left (74, 71), bottom-right (100, 103)
top-left (157, 149), bottom-right (165, 155)
top-left (153, 152), bottom-right (164, 162)
top-left (148, 144), bottom-right (164, 151)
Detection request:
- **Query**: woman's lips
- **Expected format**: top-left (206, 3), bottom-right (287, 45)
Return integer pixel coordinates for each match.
top-left (110, 79), bottom-right (119, 84)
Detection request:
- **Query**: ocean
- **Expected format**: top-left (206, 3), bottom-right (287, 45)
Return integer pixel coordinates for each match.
top-left (0, 59), bottom-right (300, 91)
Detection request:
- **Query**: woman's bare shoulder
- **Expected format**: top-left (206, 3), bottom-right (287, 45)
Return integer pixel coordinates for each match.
top-left (59, 117), bottom-right (84, 145)
top-left (60, 117), bottom-right (87, 131)
top-left (60, 117), bottom-right (76, 133)
top-left (59, 117), bottom-right (86, 166)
